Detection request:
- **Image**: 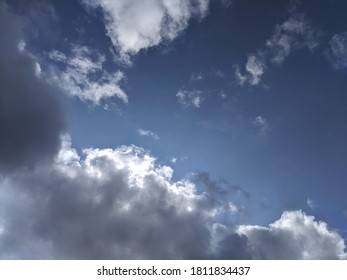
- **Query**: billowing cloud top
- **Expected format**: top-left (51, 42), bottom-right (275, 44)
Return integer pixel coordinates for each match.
top-left (83, 0), bottom-right (210, 62)
top-left (0, 136), bottom-right (345, 259)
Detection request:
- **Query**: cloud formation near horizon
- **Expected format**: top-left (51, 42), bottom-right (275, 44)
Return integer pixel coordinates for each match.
top-left (0, 136), bottom-right (345, 259)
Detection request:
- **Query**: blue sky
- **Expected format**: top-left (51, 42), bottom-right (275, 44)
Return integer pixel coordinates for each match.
top-left (0, 0), bottom-right (347, 259)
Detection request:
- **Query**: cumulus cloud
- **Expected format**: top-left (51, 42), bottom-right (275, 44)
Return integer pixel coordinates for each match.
top-left (0, 3), bottom-right (66, 171)
top-left (48, 45), bottom-right (128, 105)
top-left (138, 128), bottom-right (160, 140)
top-left (0, 137), bottom-right (230, 259)
top-left (83, 0), bottom-right (210, 63)
top-left (328, 32), bottom-right (347, 69)
top-left (236, 13), bottom-right (318, 86)
top-left (0, 136), bottom-right (345, 259)
top-left (237, 210), bottom-right (347, 259)
top-left (177, 89), bottom-right (204, 108)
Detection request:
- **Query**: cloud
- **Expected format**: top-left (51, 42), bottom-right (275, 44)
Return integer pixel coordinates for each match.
top-left (237, 210), bottom-right (346, 259)
top-left (0, 3), bottom-right (66, 171)
top-left (245, 54), bottom-right (265, 85)
top-left (328, 32), bottom-right (347, 69)
top-left (0, 137), bottom-right (230, 259)
top-left (306, 198), bottom-right (316, 210)
top-left (236, 13), bottom-right (318, 86)
top-left (177, 89), bottom-right (204, 108)
top-left (0, 136), bottom-right (345, 259)
top-left (138, 128), bottom-right (160, 140)
top-left (83, 0), bottom-right (210, 63)
top-left (190, 72), bottom-right (204, 82)
top-left (48, 45), bottom-right (128, 105)
top-left (266, 13), bottom-right (318, 65)
top-left (253, 116), bottom-right (269, 134)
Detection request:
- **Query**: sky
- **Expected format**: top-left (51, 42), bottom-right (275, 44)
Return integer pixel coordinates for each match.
top-left (0, 0), bottom-right (347, 259)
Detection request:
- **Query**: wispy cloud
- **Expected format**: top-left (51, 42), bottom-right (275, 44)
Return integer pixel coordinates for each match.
top-left (328, 32), bottom-right (347, 69)
top-left (138, 128), bottom-right (160, 140)
top-left (190, 72), bottom-right (204, 82)
top-left (235, 13), bottom-right (318, 86)
top-left (253, 115), bottom-right (269, 135)
top-left (307, 198), bottom-right (316, 210)
top-left (177, 89), bottom-right (204, 108)
top-left (48, 45), bottom-right (127, 105)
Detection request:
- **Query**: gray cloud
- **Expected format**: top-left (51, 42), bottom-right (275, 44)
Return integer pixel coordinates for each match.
top-left (0, 3), bottom-right (66, 172)
top-left (0, 137), bottom-right (345, 259)
top-left (237, 210), bottom-right (347, 259)
top-left (0, 138), bottom-right (222, 259)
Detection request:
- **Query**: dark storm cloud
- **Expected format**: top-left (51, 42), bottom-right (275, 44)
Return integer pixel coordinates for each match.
top-left (0, 3), bottom-right (66, 171)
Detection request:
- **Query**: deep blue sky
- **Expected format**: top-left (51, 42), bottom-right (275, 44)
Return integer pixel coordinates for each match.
top-left (1, 0), bottom-right (347, 259)
top-left (56, 0), bottom-right (347, 229)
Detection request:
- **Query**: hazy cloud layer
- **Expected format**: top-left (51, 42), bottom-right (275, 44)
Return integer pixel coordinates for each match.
top-left (0, 3), bottom-right (66, 171)
top-left (83, 0), bottom-right (210, 63)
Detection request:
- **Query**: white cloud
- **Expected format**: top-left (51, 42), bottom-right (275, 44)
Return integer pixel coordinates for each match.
top-left (138, 128), bottom-right (160, 140)
top-left (236, 13), bottom-right (318, 86)
top-left (266, 14), bottom-right (318, 65)
top-left (170, 157), bottom-right (177, 164)
top-left (238, 210), bottom-right (347, 259)
top-left (245, 54), bottom-right (265, 85)
top-left (234, 65), bottom-right (247, 86)
top-left (83, 0), bottom-right (210, 63)
top-left (253, 116), bottom-right (268, 134)
top-left (48, 45), bottom-right (128, 105)
top-left (328, 32), bottom-right (347, 69)
top-left (0, 136), bottom-right (346, 259)
top-left (0, 136), bottom-right (235, 259)
top-left (234, 54), bottom-right (265, 86)
top-left (177, 89), bottom-right (204, 108)
top-left (307, 198), bottom-right (316, 210)
top-left (190, 72), bottom-right (204, 81)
